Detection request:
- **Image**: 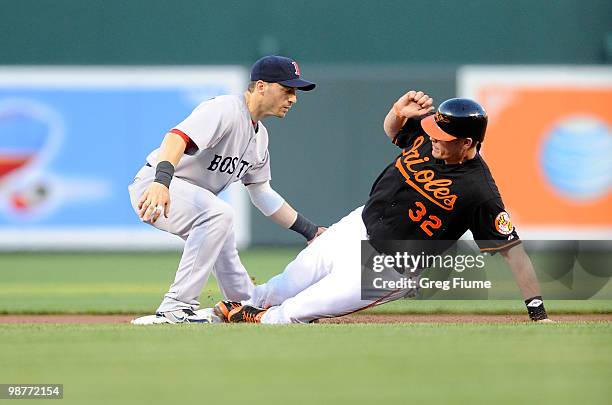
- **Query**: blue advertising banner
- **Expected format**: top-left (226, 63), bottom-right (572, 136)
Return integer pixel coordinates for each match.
top-left (0, 67), bottom-right (248, 249)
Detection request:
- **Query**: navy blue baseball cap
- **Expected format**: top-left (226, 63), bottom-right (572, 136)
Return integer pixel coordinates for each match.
top-left (250, 56), bottom-right (316, 91)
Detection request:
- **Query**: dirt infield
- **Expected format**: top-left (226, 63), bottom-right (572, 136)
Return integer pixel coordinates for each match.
top-left (0, 315), bottom-right (135, 324)
top-left (320, 313), bottom-right (612, 324)
top-left (0, 313), bottom-right (611, 324)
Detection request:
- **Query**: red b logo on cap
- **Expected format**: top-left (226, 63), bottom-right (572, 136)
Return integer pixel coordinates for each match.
top-left (292, 61), bottom-right (300, 76)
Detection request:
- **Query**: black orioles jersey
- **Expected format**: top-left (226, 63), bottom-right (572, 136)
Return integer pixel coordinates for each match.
top-left (362, 116), bottom-right (520, 253)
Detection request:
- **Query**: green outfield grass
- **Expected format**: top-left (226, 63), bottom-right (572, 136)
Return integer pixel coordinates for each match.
top-left (1, 322), bottom-right (610, 405)
top-left (1, 250), bottom-right (611, 314)
top-left (1, 249), bottom-right (610, 404)
top-left (0, 249), bottom-right (296, 313)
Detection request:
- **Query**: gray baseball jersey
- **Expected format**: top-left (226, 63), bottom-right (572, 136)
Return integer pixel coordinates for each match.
top-left (145, 95), bottom-right (272, 194)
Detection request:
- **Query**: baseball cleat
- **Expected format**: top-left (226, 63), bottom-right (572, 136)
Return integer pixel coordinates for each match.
top-left (157, 308), bottom-right (214, 324)
top-left (213, 300), bottom-right (242, 322)
top-left (131, 314), bottom-right (172, 325)
top-left (131, 308), bottom-right (213, 325)
top-left (227, 305), bottom-right (267, 323)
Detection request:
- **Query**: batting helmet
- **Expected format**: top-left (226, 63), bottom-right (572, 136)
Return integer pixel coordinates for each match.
top-left (421, 98), bottom-right (488, 143)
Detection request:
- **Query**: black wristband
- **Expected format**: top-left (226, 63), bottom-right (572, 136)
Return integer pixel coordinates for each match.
top-left (290, 213), bottom-right (318, 241)
top-left (153, 161), bottom-right (175, 189)
top-left (525, 296), bottom-right (548, 321)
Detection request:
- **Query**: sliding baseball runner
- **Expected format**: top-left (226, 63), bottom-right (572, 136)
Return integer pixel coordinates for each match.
top-left (215, 91), bottom-right (551, 324)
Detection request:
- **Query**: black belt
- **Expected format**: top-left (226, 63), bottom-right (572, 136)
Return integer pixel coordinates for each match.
top-left (146, 163), bottom-right (152, 167)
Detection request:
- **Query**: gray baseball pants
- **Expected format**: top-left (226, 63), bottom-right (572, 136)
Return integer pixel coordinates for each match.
top-left (128, 165), bottom-right (254, 313)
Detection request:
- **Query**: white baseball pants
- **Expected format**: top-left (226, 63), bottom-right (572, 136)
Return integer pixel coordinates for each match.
top-left (246, 206), bottom-right (401, 324)
top-left (128, 165), bottom-right (254, 313)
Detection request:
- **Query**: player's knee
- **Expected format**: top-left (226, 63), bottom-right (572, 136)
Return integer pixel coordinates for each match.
top-left (214, 203), bottom-right (234, 229)
top-left (190, 198), bottom-right (234, 232)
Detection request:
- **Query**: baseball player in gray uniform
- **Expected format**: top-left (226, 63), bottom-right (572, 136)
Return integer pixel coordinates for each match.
top-left (129, 56), bottom-right (324, 324)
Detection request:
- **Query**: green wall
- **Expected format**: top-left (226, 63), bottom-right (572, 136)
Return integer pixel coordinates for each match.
top-left (1, 0), bottom-right (610, 65)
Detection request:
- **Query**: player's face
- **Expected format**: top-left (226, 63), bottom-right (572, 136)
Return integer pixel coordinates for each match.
top-left (430, 137), bottom-right (470, 163)
top-left (264, 83), bottom-right (297, 117)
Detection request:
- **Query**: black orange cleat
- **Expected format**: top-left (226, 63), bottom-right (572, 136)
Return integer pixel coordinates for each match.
top-left (227, 305), bottom-right (267, 323)
top-left (213, 301), bottom-right (242, 322)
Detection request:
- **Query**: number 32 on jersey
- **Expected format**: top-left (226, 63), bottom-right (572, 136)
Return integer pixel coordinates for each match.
top-left (408, 201), bottom-right (442, 237)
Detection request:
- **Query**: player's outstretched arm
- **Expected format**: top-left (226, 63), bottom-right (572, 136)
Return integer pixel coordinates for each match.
top-left (138, 132), bottom-right (186, 223)
top-left (500, 243), bottom-right (553, 322)
top-left (246, 182), bottom-right (326, 243)
top-left (269, 202), bottom-right (326, 244)
top-left (383, 90), bottom-right (434, 140)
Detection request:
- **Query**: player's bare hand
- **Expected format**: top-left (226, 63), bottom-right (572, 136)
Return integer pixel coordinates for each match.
top-left (307, 226), bottom-right (327, 245)
top-left (137, 182), bottom-right (171, 223)
top-left (394, 90), bottom-right (434, 119)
